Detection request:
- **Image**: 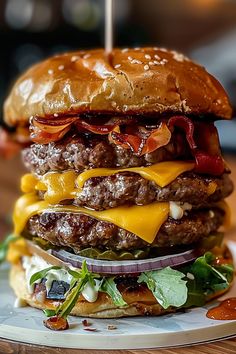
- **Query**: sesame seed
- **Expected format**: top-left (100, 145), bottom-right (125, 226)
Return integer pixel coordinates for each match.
top-left (144, 64), bottom-right (149, 71)
top-left (134, 47), bottom-right (140, 50)
top-left (131, 59), bottom-right (142, 64)
top-left (153, 47), bottom-right (159, 50)
top-left (145, 54), bottom-right (151, 60)
top-left (160, 59), bottom-right (168, 65)
top-left (154, 54), bottom-right (160, 60)
top-left (153, 60), bottom-right (160, 65)
top-left (122, 48), bottom-right (129, 53)
top-left (54, 113), bottom-right (59, 117)
top-left (71, 55), bottom-right (79, 62)
top-left (83, 54), bottom-right (91, 59)
top-left (171, 50), bottom-right (189, 62)
top-left (114, 64), bottom-right (121, 69)
top-left (149, 61), bottom-right (155, 66)
top-left (48, 69), bottom-right (53, 75)
top-left (128, 56), bottom-right (133, 61)
top-left (58, 65), bottom-right (64, 70)
top-left (160, 47), bottom-right (167, 52)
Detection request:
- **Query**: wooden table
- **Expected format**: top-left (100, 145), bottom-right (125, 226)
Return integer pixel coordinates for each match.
top-left (0, 154), bottom-right (236, 354)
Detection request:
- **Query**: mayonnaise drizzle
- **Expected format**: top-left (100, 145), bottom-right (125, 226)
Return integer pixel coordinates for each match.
top-left (22, 255), bottom-right (72, 294)
top-left (22, 254), bottom-right (100, 303)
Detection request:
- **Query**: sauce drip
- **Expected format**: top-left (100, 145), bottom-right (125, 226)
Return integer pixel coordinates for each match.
top-left (206, 298), bottom-right (236, 320)
top-left (44, 316), bottom-right (69, 331)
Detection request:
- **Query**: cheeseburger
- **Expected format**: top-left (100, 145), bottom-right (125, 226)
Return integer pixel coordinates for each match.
top-left (3, 48), bottom-right (234, 330)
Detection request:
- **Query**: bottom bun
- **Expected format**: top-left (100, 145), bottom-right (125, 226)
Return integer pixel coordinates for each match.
top-left (10, 263), bottom-right (175, 318)
top-left (10, 260), bottom-right (232, 319)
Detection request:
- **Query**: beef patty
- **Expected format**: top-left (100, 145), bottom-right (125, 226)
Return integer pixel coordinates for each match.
top-left (71, 172), bottom-right (233, 210)
top-left (22, 132), bottom-right (190, 175)
top-left (26, 208), bottom-right (224, 252)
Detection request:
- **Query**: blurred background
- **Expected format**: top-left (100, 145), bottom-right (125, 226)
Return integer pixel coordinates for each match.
top-left (0, 0), bottom-right (236, 238)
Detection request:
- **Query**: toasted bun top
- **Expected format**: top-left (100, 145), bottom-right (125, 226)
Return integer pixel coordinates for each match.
top-left (4, 47), bottom-right (232, 127)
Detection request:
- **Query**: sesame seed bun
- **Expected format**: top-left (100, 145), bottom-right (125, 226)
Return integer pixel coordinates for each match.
top-left (4, 47), bottom-right (232, 127)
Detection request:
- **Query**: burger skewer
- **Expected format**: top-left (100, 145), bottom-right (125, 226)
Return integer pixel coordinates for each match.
top-left (105, 0), bottom-right (114, 55)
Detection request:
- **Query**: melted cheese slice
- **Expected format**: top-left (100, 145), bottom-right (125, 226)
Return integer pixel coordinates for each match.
top-left (21, 161), bottom-right (195, 205)
top-left (76, 161), bottom-right (195, 189)
top-left (13, 193), bottom-right (169, 243)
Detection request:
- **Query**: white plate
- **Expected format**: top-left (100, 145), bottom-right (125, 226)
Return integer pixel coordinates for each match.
top-left (0, 242), bottom-right (236, 349)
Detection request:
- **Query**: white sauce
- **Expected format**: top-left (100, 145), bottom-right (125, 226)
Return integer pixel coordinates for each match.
top-left (169, 202), bottom-right (192, 220)
top-left (22, 254), bottom-right (100, 303)
top-left (82, 279), bottom-right (101, 303)
top-left (22, 255), bottom-right (72, 295)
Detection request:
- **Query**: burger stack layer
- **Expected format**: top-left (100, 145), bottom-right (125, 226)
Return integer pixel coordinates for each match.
top-left (4, 48), bottom-right (234, 328)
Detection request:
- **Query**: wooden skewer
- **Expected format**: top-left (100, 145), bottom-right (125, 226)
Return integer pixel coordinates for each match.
top-left (105, 0), bottom-right (114, 54)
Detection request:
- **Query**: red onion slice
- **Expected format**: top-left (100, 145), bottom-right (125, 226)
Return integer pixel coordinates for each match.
top-left (51, 249), bottom-right (198, 274)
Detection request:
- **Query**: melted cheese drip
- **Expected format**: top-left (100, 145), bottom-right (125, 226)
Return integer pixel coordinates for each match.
top-left (17, 161), bottom-right (195, 244)
top-left (13, 193), bottom-right (169, 243)
top-left (6, 238), bottom-right (30, 264)
top-left (21, 161), bottom-right (195, 205)
top-left (76, 161), bottom-right (195, 189)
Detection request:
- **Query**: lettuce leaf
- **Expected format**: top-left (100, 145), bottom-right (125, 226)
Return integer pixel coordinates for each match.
top-left (99, 278), bottom-right (127, 307)
top-left (138, 267), bottom-right (188, 309)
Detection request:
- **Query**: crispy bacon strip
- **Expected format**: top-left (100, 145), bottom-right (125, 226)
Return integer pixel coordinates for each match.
top-left (168, 116), bottom-right (224, 175)
top-left (109, 123), bottom-right (171, 155)
top-left (194, 151), bottom-right (225, 175)
top-left (141, 123), bottom-right (172, 155)
top-left (168, 116), bottom-right (196, 149)
top-left (109, 129), bottom-right (142, 153)
top-left (29, 115), bottom-right (225, 175)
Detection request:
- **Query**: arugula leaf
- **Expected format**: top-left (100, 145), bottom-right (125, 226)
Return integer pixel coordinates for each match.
top-left (0, 234), bottom-right (18, 264)
top-left (55, 261), bottom-right (91, 319)
top-left (30, 266), bottom-right (61, 286)
top-left (183, 279), bottom-right (206, 308)
top-left (138, 267), bottom-right (188, 309)
top-left (99, 278), bottom-right (127, 307)
top-left (189, 252), bottom-right (233, 293)
top-left (43, 309), bottom-right (56, 317)
top-left (180, 252), bottom-right (234, 305)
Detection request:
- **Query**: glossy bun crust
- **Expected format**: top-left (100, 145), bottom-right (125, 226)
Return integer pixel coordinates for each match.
top-left (4, 48), bottom-right (232, 127)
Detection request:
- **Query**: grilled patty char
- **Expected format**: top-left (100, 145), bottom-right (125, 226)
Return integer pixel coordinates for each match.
top-left (71, 172), bottom-right (233, 210)
top-left (26, 208), bottom-right (224, 252)
top-left (36, 171), bottom-right (233, 210)
top-left (22, 132), bottom-right (190, 176)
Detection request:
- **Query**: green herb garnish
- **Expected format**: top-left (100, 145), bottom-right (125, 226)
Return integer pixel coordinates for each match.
top-left (100, 277), bottom-right (127, 307)
top-left (138, 267), bottom-right (188, 309)
top-left (0, 234), bottom-right (18, 264)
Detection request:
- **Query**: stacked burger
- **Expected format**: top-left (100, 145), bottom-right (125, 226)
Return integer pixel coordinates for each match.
top-left (4, 48), bottom-right (234, 329)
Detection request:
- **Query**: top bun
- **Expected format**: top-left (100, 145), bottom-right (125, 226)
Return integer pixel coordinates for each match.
top-left (4, 47), bottom-right (232, 127)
